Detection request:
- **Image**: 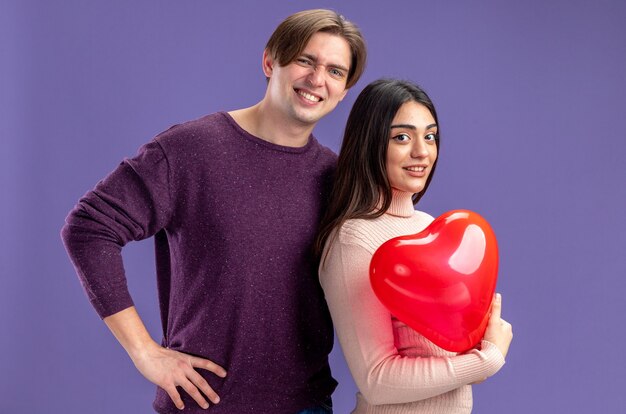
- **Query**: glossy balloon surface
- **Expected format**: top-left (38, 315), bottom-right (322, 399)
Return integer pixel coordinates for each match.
top-left (369, 210), bottom-right (498, 352)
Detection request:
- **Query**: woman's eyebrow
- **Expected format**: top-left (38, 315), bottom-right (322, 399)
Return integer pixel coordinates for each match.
top-left (390, 124), bottom-right (416, 130)
top-left (390, 123), bottom-right (437, 130)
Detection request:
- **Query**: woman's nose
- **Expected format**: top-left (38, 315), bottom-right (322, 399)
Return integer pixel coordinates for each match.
top-left (411, 139), bottom-right (430, 158)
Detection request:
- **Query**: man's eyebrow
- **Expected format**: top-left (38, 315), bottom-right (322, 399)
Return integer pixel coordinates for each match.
top-left (390, 123), bottom-right (438, 130)
top-left (301, 53), bottom-right (349, 72)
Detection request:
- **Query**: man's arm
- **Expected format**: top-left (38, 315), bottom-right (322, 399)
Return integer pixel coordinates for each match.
top-left (104, 307), bottom-right (226, 410)
top-left (62, 139), bottom-right (226, 409)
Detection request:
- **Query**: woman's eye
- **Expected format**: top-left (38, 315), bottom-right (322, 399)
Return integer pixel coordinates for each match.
top-left (393, 133), bottom-right (410, 142)
top-left (425, 133), bottom-right (438, 141)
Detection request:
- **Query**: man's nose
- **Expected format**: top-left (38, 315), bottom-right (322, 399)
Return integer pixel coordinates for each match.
top-left (307, 66), bottom-right (325, 87)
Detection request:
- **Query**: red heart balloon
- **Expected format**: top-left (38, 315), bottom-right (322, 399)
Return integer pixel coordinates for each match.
top-left (369, 210), bottom-right (498, 353)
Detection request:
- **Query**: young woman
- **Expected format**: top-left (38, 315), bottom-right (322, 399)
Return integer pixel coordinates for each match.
top-left (316, 79), bottom-right (513, 413)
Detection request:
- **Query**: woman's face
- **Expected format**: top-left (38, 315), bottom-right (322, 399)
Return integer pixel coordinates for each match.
top-left (385, 101), bottom-right (438, 194)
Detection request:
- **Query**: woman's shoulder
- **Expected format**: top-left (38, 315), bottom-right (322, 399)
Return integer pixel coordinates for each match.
top-left (336, 217), bottom-right (379, 250)
top-left (413, 209), bottom-right (435, 224)
top-left (337, 210), bottom-right (434, 253)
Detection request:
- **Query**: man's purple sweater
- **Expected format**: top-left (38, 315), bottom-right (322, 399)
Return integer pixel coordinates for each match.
top-left (61, 112), bottom-right (338, 413)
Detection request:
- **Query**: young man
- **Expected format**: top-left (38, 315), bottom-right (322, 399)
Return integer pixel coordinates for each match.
top-left (61, 9), bottom-right (366, 414)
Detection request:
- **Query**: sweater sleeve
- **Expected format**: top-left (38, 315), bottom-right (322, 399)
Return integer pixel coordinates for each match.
top-left (319, 238), bottom-right (505, 406)
top-left (61, 140), bottom-right (173, 319)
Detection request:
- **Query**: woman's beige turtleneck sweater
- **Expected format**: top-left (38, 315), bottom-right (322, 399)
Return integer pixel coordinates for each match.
top-left (319, 190), bottom-right (505, 414)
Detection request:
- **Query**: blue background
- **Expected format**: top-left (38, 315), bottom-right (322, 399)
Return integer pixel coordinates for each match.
top-left (2, 0), bottom-right (626, 412)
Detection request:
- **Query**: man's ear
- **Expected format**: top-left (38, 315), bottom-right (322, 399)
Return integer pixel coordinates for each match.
top-left (262, 49), bottom-right (274, 77)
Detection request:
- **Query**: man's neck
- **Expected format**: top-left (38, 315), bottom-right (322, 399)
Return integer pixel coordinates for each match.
top-left (228, 103), bottom-right (315, 148)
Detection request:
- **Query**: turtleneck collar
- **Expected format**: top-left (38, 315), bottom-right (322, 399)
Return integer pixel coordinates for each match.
top-left (385, 189), bottom-right (416, 217)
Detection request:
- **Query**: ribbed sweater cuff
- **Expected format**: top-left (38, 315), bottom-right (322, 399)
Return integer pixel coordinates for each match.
top-left (453, 340), bottom-right (505, 383)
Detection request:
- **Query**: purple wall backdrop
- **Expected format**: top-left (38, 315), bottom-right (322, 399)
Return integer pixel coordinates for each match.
top-left (2, 0), bottom-right (625, 412)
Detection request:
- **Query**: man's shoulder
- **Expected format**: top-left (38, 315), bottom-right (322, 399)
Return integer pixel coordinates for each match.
top-left (308, 137), bottom-right (338, 169)
top-left (150, 112), bottom-right (246, 162)
top-left (317, 141), bottom-right (338, 161)
top-left (155, 112), bottom-right (230, 144)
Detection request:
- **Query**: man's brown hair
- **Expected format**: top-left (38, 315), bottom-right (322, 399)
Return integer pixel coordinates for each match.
top-left (265, 9), bottom-right (367, 89)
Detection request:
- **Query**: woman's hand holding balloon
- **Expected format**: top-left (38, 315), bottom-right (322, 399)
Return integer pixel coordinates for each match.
top-left (483, 293), bottom-right (513, 359)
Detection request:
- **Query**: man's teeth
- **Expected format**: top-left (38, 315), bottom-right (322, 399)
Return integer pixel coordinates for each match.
top-left (297, 90), bottom-right (321, 102)
top-left (405, 166), bottom-right (425, 172)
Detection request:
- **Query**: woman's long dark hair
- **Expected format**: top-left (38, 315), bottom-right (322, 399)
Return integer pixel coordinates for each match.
top-left (314, 79), bottom-right (440, 261)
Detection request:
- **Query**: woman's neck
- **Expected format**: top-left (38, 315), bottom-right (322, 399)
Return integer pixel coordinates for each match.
top-left (385, 189), bottom-right (416, 217)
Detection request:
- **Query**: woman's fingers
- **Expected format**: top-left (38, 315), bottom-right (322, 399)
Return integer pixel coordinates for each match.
top-left (490, 293), bottom-right (502, 320)
top-left (483, 293), bottom-right (513, 359)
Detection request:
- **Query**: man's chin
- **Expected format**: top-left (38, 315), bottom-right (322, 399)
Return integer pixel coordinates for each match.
top-left (292, 107), bottom-right (334, 125)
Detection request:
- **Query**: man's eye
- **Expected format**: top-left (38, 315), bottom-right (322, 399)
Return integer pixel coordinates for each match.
top-left (329, 68), bottom-right (345, 78)
top-left (297, 58), bottom-right (312, 66)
